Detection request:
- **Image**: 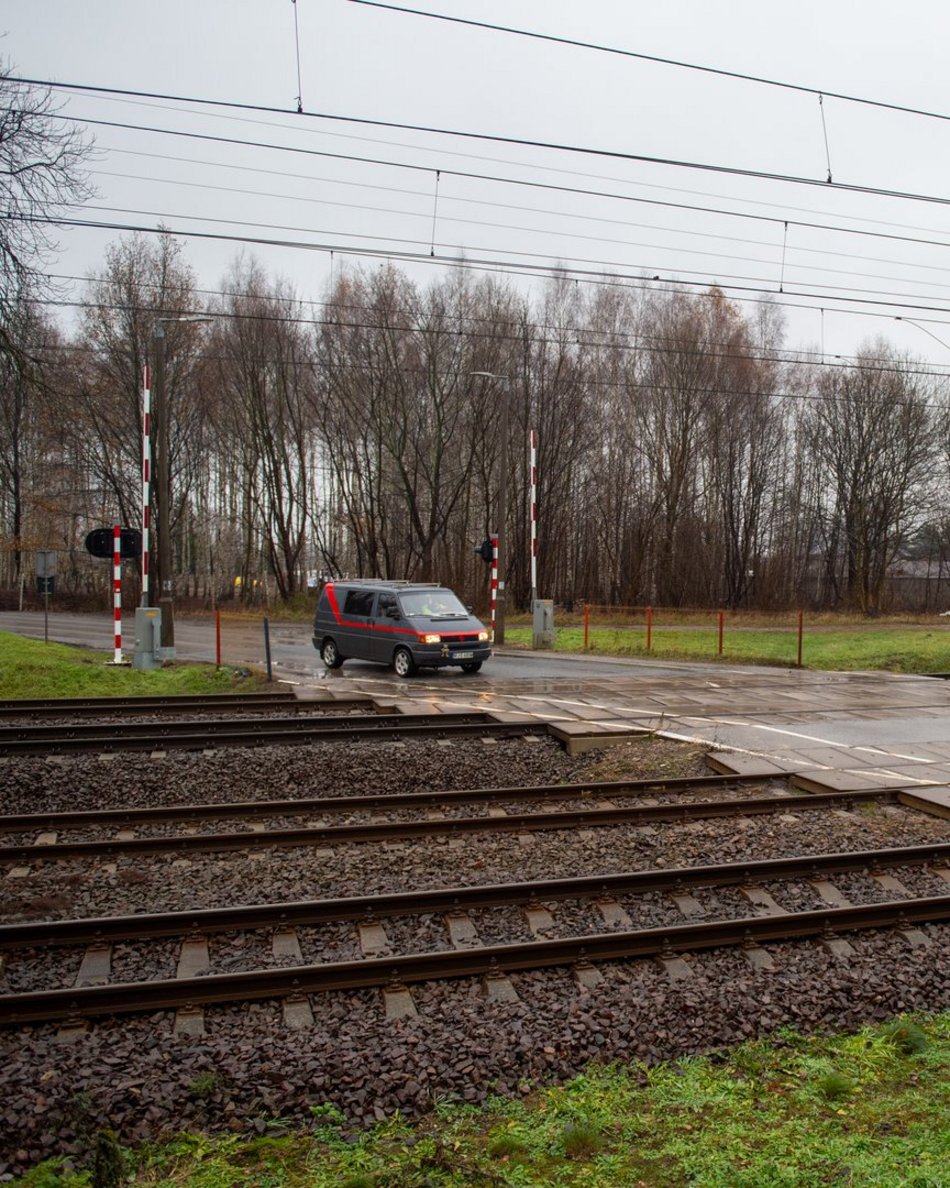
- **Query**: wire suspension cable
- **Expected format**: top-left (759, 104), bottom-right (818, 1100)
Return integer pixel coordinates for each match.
top-left (346, 0), bottom-right (950, 127)
top-left (779, 221), bottom-right (788, 293)
top-left (819, 94), bottom-right (833, 184)
top-left (430, 169), bottom-right (440, 257)
top-left (292, 0), bottom-right (304, 114)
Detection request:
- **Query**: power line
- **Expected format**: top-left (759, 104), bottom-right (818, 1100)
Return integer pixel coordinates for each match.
top-left (28, 293), bottom-right (950, 385)
top-left (26, 338), bottom-right (950, 413)
top-left (90, 98), bottom-right (950, 246)
top-left (30, 210), bottom-right (950, 350)
top-left (49, 269), bottom-right (950, 364)
top-left (57, 108), bottom-right (950, 264)
top-left (85, 166), bottom-right (950, 285)
top-left (38, 201), bottom-right (950, 314)
top-left (20, 77), bottom-right (950, 211)
top-left (346, 1), bottom-right (950, 127)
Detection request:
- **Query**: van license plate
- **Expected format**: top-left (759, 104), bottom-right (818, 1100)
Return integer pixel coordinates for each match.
top-left (454, 651), bottom-right (474, 660)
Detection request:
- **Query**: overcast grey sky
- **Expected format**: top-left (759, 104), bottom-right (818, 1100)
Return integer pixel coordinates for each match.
top-left (4, 0), bottom-right (950, 365)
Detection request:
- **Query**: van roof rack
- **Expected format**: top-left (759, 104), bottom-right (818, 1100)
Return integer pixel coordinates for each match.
top-left (329, 578), bottom-right (443, 588)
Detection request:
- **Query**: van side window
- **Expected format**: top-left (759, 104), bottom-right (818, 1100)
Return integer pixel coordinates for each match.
top-left (378, 594), bottom-right (397, 616)
top-left (343, 590), bottom-right (375, 617)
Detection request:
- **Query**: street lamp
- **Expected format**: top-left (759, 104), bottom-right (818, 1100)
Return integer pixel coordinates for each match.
top-left (152, 315), bottom-right (212, 655)
top-left (470, 371), bottom-right (510, 644)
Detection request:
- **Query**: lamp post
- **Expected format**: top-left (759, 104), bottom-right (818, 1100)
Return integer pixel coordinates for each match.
top-left (152, 315), bottom-right (212, 655)
top-left (470, 371), bottom-right (510, 644)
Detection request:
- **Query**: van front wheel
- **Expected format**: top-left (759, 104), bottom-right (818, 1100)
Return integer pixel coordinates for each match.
top-left (321, 638), bottom-right (344, 668)
top-left (393, 647), bottom-right (417, 678)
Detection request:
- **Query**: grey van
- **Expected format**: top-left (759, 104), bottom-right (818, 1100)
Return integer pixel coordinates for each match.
top-left (312, 580), bottom-right (492, 677)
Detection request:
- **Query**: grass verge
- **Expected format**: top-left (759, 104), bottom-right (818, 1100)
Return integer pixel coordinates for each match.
top-left (0, 630), bottom-right (267, 699)
top-left (16, 1014), bottom-right (950, 1186)
top-left (504, 625), bottom-right (950, 673)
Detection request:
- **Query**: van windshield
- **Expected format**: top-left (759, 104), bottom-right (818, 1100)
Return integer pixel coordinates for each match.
top-left (399, 589), bottom-right (468, 619)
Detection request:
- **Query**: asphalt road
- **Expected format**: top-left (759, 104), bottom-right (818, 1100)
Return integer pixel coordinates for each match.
top-left (0, 610), bottom-right (736, 685)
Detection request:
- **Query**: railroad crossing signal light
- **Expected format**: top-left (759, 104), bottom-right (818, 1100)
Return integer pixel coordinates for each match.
top-left (475, 539), bottom-right (494, 564)
top-left (85, 527), bottom-right (143, 560)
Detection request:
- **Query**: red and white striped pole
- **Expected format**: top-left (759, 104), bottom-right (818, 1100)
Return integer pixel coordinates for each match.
top-left (141, 364), bottom-right (151, 607)
top-left (490, 533), bottom-right (499, 645)
top-left (112, 523), bottom-right (123, 664)
top-left (529, 428), bottom-right (538, 603)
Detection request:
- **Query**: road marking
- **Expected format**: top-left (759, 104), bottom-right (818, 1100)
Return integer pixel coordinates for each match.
top-left (303, 669), bottom-right (950, 779)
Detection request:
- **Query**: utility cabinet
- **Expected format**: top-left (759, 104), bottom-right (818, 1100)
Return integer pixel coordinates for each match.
top-left (531, 599), bottom-right (555, 649)
top-left (132, 607), bottom-right (163, 670)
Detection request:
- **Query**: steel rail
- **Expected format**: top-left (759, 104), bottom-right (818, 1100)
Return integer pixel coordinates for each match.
top-left (0, 692), bottom-right (302, 717)
top-left (0, 709), bottom-right (484, 741)
top-left (0, 787), bottom-right (910, 862)
top-left (4, 841), bottom-right (949, 951)
top-left (0, 772), bottom-right (783, 831)
top-left (0, 715), bottom-right (545, 755)
top-left (4, 895), bottom-right (950, 1024)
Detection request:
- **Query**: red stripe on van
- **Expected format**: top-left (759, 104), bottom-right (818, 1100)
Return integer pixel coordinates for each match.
top-left (323, 583), bottom-right (483, 640)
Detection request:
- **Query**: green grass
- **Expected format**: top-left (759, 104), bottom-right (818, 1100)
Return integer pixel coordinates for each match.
top-left (505, 624), bottom-right (950, 673)
top-left (16, 1014), bottom-right (950, 1186)
top-left (0, 631), bottom-right (268, 699)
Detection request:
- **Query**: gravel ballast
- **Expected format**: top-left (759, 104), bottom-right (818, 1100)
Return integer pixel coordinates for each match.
top-left (2, 732), bottom-right (950, 1177)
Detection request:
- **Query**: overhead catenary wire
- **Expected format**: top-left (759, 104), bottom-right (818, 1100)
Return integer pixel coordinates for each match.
top-left (21, 80), bottom-right (950, 211)
top-left (44, 106), bottom-right (950, 270)
top-left (69, 185), bottom-right (950, 298)
top-left (22, 329), bottom-right (950, 411)
top-left (13, 88), bottom-right (950, 350)
top-left (48, 269), bottom-right (950, 363)
top-left (11, 53), bottom-right (950, 382)
top-left (83, 165), bottom-right (950, 283)
top-left (33, 202), bottom-right (950, 314)
top-left (29, 209), bottom-right (950, 355)
top-left (345, 0), bottom-right (950, 128)
top-left (82, 92), bottom-right (950, 247)
top-left (27, 291), bottom-right (950, 387)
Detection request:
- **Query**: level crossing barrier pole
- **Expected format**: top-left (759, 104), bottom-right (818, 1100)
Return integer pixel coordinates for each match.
top-left (529, 428), bottom-right (538, 603)
top-left (111, 524), bottom-right (123, 665)
top-left (141, 365), bottom-right (151, 608)
top-left (490, 535), bottom-right (499, 645)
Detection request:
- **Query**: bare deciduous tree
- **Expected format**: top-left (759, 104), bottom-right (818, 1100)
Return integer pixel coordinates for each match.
top-left (0, 67), bottom-right (91, 347)
top-left (802, 342), bottom-right (940, 613)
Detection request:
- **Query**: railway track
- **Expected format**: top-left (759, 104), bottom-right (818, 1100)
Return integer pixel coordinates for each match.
top-left (0, 691), bottom-right (311, 718)
top-left (2, 842), bottom-right (949, 1024)
top-left (0, 709), bottom-right (547, 755)
top-left (0, 771), bottom-right (775, 830)
top-left (0, 780), bottom-right (918, 861)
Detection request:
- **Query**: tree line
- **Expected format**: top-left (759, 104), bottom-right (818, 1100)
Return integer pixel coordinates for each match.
top-left (3, 69), bottom-right (950, 618)
top-left (2, 232), bottom-right (950, 616)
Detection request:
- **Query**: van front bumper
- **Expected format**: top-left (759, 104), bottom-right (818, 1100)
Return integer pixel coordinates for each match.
top-left (415, 644), bottom-right (493, 668)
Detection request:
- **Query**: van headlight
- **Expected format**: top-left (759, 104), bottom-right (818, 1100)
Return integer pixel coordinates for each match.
top-left (418, 633), bottom-right (441, 644)
top-left (477, 631), bottom-right (489, 642)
